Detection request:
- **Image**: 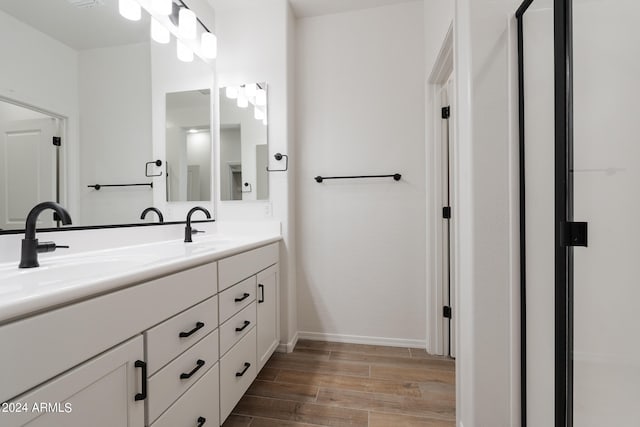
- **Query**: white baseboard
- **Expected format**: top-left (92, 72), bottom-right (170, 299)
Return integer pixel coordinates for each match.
top-left (276, 331), bottom-right (299, 353)
top-left (297, 331), bottom-right (425, 349)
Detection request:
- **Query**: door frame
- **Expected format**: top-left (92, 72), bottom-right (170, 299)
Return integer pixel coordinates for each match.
top-left (426, 24), bottom-right (455, 356)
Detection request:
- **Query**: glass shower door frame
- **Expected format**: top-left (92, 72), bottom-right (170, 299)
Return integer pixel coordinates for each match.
top-left (517, 0), bottom-right (574, 425)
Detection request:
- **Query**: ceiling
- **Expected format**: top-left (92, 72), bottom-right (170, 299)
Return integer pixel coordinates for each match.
top-left (0, 0), bottom-right (150, 51)
top-left (209, 0), bottom-right (419, 18)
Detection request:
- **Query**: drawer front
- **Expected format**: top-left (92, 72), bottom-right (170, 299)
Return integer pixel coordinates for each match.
top-left (218, 243), bottom-right (279, 291)
top-left (146, 296), bottom-right (218, 375)
top-left (218, 276), bottom-right (256, 323)
top-left (150, 363), bottom-right (219, 427)
top-left (219, 302), bottom-right (256, 357)
top-left (220, 328), bottom-right (257, 423)
top-left (148, 329), bottom-right (218, 424)
top-left (0, 262), bottom-right (217, 404)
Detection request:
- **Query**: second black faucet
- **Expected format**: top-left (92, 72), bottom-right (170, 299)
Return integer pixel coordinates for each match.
top-left (184, 207), bottom-right (211, 243)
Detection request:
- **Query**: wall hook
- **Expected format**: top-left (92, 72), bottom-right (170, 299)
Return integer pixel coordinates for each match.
top-left (266, 153), bottom-right (289, 172)
top-left (145, 160), bottom-right (163, 177)
top-left (241, 182), bottom-right (253, 193)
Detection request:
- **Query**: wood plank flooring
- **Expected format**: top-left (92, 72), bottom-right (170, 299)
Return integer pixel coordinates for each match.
top-left (222, 340), bottom-right (455, 427)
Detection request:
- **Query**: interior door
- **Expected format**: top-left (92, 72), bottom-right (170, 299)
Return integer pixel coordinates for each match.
top-left (571, 0), bottom-right (640, 424)
top-left (0, 117), bottom-right (57, 229)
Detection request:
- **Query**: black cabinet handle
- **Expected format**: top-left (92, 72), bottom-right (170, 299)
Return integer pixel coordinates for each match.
top-left (235, 362), bottom-right (251, 377)
top-left (235, 320), bottom-right (251, 332)
top-left (180, 359), bottom-right (205, 379)
top-left (179, 321), bottom-right (205, 338)
top-left (258, 284), bottom-right (265, 303)
top-left (134, 360), bottom-right (147, 401)
top-left (197, 417), bottom-right (207, 427)
top-left (234, 293), bottom-right (250, 302)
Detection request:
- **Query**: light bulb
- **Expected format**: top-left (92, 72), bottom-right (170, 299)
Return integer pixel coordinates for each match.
top-left (255, 88), bottom-right (267, 106)
top-left (254, 107), bottom-right (265, 120)
top-left (226, 87), bottom-right (239, 99)
top-left (244, 83), bottom-right (257, 99)
top-left (201, 32), bottom-right (217, 59)
top-left (119, 0), bottom-right (141, 21)
top-left (151, 18), bottom-right (170, 44)
top-left (179, 8), bottom-right (197, 40)
top-left (237, 95), bottom-right (248, 108)
top-left (153, 0), bottom-right (172, 15)
top-left (177, 40), bottom-right (194, 62)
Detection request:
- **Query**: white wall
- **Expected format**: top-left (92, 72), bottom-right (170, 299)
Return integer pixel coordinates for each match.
top-left (295, 2), bottom-right (426, 346)
top-left (214, 0), bottom-right (298, 350)
top-left (79, 43), bottom-right (153, 226)
top-left (0, 9), bottom-right (80, 221)
top-left (219, 127), bottom-right (241, 200)
top-left (186, 131), bottom-right (212, 201)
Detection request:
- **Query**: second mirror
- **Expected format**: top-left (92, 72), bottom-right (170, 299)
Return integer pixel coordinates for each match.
top-left (219, 83), bottom-right (269, 201)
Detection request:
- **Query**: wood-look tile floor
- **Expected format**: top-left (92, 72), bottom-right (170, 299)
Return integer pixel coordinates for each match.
top-left (223, 340), bottom-right (455, 427)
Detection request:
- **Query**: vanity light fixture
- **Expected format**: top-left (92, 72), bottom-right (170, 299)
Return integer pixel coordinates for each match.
top-left (188, 129), bottom-right (199, 134)
top-left (151, 18), bottom-right (170, 44)
top-left (177, 40), bottom-right (194, 62)
top-left (201, 32), bottom-right (217, 59)
top-left (255, 88), bottom-right (267, 106)
top-left (226, 87), bottom-right (239, 99)
top-left (244, 83), bottom-right (258, 99)
top-left (237, 94), bottom-right (249, 108)
top-left (119, 0), bottom-right (141, 21)
top-left (152, 0), bottom-right (172, 15)
top-left (179, 7), bottom-right (197, 39)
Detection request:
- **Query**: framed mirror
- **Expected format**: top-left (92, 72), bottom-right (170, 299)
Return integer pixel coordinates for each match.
top-left (219, 83), bottom-right (269, 201)
top-left (0, 0), bottom-right (215, 233)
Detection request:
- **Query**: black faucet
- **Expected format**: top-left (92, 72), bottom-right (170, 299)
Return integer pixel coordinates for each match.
top-left (140, 207), bottom-right (164, 223)
top-left (184, 207), bottom-right (211, 242)
top-left (19, 202), bottom-right (72, 268)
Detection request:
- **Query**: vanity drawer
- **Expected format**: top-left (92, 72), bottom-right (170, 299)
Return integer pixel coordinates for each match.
top-left (145, 296), bottom-right (218, 375)
top-left (219, 327), bottom-right (257, 423)
top-left (219, 302), bottom-right (256, 357)
top-left (148, 329), bottom-right (218, 424)
top-left (218, 276), bottom-right (256, 323)
top-left (150, 363), bottom-right (219, 427)
top-left (218, 243), bottom-right (279, 291)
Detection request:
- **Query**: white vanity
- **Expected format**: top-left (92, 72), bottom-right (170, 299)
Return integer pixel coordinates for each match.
top-left (0, 236), bottom-right (281, 427)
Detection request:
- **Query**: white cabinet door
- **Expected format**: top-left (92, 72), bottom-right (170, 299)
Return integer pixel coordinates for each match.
top-left (257, 264), bottom-right (279, 370)
top-left (2, 336), bottom-right (144, 427)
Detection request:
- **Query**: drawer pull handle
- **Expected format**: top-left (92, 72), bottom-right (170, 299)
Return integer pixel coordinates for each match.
top-left (179, 321), bottom-right (205, 338)
top-left (236, 362), bottom-right (251, 377)
top-left (235, 293), bottom-right (250, 302)
top-left (197, 417), bottom-right (207, 427)
top-left (258, 284), bottom-right (265, 303)
top-left (180, 359), bottom-right (206, 379)
top-left (235, 320), bottom-right (251, 332)
top-left (134, 360), bottom-right (147, 401)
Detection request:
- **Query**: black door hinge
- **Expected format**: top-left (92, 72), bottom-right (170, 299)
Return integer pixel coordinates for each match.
top-left (443, 206), bottom-right (451, 219)
top-left (563, 221), bottom-right (588, 247)
top-left (441, 106), bottom-right (450, 119)
top-left (52, 136), bottom-right (61, 146)
top-left (443, 306), bottom-right (452, 319)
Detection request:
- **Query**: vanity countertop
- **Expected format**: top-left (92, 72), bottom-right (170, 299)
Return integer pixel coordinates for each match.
top-left (0, 234), bottom-right (281, 326)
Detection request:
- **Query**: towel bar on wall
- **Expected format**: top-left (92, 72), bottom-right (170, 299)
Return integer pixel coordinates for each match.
top-left (88, 183), bottom-right (153, 191)
top-left (314, 173), bottom-right (402, 183)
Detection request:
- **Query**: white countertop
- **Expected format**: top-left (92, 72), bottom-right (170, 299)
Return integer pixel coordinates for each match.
top-left (0, 233), bottom-right (281, 326)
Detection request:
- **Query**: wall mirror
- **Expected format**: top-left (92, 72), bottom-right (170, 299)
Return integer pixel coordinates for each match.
top-left (0, 0), bottom-right (215, 232)
top-left (219, 83), bottom-right (269, 201)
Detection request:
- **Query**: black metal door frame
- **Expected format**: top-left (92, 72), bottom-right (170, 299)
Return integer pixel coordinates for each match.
top-left (516, 0), bottom-right (573, 425)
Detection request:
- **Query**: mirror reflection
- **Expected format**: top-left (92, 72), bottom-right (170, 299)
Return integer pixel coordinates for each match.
top-left (219, 83), bottom-right (269, 201)
top-left (0, 0), bottom-right (215, 231)
top-left (165, 90), bottom-right (212, 202)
